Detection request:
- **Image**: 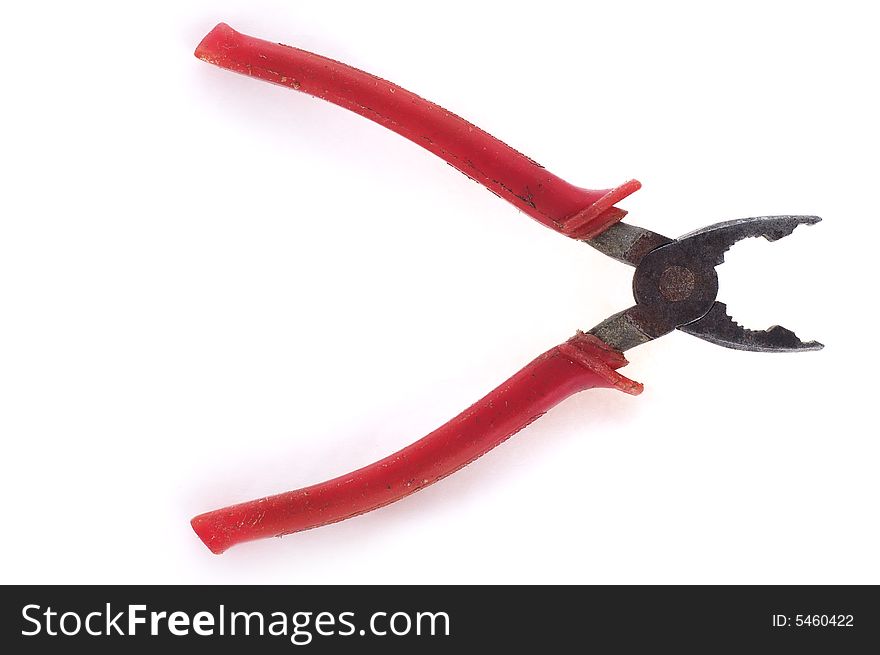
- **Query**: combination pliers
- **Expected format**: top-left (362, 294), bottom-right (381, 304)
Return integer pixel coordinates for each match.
top-left (190, 23), bottom-right (822, 553)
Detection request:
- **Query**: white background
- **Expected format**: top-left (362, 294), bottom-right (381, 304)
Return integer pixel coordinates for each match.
top-left (1, 1), bottom-right (877, 584)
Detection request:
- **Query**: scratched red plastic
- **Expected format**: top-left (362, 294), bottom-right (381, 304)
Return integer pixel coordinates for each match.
top-left (191, 24), bottom-right (642, 553)
top-left (195, 23), bottom-right (640, 240)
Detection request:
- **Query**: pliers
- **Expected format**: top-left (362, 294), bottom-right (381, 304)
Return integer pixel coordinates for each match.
top-left (191, 23), bottom-right (822, 553)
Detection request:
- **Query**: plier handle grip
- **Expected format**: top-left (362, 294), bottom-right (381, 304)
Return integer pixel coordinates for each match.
top-left (191, 24), bottom-right (821, 553)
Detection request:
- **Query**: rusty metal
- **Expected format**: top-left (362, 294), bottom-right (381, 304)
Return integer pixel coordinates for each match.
top-left (586, 216), bottom-right (823, 353)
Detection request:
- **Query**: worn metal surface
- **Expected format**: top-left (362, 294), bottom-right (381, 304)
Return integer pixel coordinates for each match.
top-left (585, 221), bottom-right (673, 266)
top-left (678, 301), bottom-right (824, 352)
top-left (586, 215), bottom-right (823, 353)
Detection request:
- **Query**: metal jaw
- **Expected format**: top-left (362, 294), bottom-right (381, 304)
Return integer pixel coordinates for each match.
top-left (585, 216), bottom-right (823, 353)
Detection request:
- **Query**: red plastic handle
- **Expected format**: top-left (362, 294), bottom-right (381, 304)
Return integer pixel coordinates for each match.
top-left (192, 333), bottom-right (640, 553)
top-left (195, 23), bottom-right (640, 239)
